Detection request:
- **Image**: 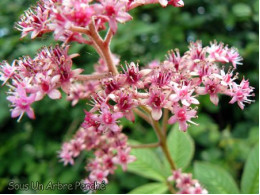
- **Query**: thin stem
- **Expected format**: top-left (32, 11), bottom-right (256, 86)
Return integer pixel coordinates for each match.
top-left (69, 26), bottom-right (91, 36)
top-left (162, 109), bottom-right (169, 136)
top-left (104, 28), bottom-right (113, 46)
top-left (133, 108), bottom-right (152, 125)
top-left (76, 73), bottom-right (111, 81)
top-left (129, 142), bottom-right (160, 149)
top-left (140, 105), bottom-right (177, 171)
top-left (151, 119), bottom-right (177, 170)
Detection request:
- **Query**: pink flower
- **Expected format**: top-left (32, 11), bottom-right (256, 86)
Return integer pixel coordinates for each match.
top-left (112, 147), bottom-right (136, 171)
top-left (109, 91), bottom-right (137, 122)
top-left (168, 169), bottom-right (182, 181)
top-left (168, 0), bottom-right (184, 7)
top-left (7, 85), bottom-right (36, 121)
top-left (229, 79), bottom-right (254, 109)
top-left (103, 155), bottom-right (116, 173)
top-left (35, 72), bottom-right (61, 100)
top-left (49, 45), bottom-right (83, 93)
top-left (15, 2), bottom-right (51, 39)
top-left (59, 143), bottom-right (74, 165)
top-left (168, 105), bottom-right (197, 131)
top-left (122, 62), bottom-right (148, 88)
top-left (166, 49), bottom-right (181, 71)
top-left (94, 0), bottom-right (132, 33)
top-left (70, 138), bottom-right (85, 157)
top-left (148, 60), bottom-right (160, 69)
top-left (147, 88), bottom-right (167, 120)
top-left (82, 111), bottom-right (100, 128)
top-left (226, 47), bottom-right (243, 69)
top-left (207, 41), bottom-right (229, 63)
top-left (89, 170), bottom-right (109, 183)
top-left (62, 0), bottom-right (94, 27)
top-left (97, 105), bottom-right (123, 132)
top-left (196, 77), bottom-right (225, 106)
top-left (170, 84), bottom-right (199, 106)
top-left (0, 61), bottom-right (16, 85)
top-left (168, 169), bottom-right (208, 194)
top-left (103, 77), bottom-right (123, 94)
top-left (151, 70), bottom-right (172, 88)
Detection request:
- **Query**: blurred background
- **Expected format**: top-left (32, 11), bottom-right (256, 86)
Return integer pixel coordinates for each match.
top-left (0, 0), bottom-right (258, 193)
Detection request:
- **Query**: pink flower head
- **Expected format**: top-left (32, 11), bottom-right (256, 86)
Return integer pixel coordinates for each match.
top-left (0, 61), bottom-right (17, 85)
top-left (70, 138), bottom-right (85, 157)
top-left (49, 45), bottom-right (82, 93)
top-left (112, 147), bottom-right (136, 171)
top-left (89, 169), bottom-right (109, 183)
top-left (226, 47), bottom-right (243, 69)
top-left (103, 77), bottom-right (123, 94)
top-left (151, 69), bottom-right (172, 88)
top-left (7, 85), bottom-right (36, 121)
top-left (170, 84), bottom-right (199, 106)
top-left (147, 88), bottom-right (167, 120)
top-left (166, 49), bottom-right (181, 71)
top-left (197, 76), bottom-right (225, 106)
top-left (15, 2), bottom-right (50, 39)
top-left (109, 91), bottom-right (137, 122)
top-left (218, 69), bottom-right (236, 87)
top-left (97, 104), bottom-right (123, 132)
top-left (83, 110), bottom-right (100, 128)
top-left (122, 62), bottom-right (143, 87)
top-left (168, 169), bottom-right (182, 181)
top-left (62, 0), bottom-right (94, 27)
top-left (59, 143), bottom-right (74, 165)
top-left (94, 0), bottom-right (132, 33)
top-left (168, 0), bottom-right (184, 7)
top-left (191, 183), bottom-right (209, 194)
top-left (103, 154), bottom-right (116, 173)
top-left (148, 60), bottom-right (160, 69)
top-left (168, 105), bottom-right (197, 131)
top-left (188, 41), bottom-right (206, 63)
top-left (207, 41), bottom-right (229, 63)
top-left (229, 78), bottom-right (254, 109)
top-left (167, 169), bottom-right (208, 194)
top-left (35, 72), bottom-right (61, 100)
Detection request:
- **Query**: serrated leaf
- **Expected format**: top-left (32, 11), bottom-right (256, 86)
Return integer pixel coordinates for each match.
top-left (241, 144), bottom-right (259, 194)
top-left (127, 140), bottom-right (166, 182)
top-left (128, 182), bottom-right (168, 194)
top-left (194, 162), bottom-right (240, 194)
top-left (167, 125), bottom-right (194, 169)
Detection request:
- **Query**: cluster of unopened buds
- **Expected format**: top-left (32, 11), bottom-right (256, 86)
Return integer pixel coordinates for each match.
top-left (168, 169), bottom-right (208, 194)
top-left (0, 0), bottom-right (254, 193)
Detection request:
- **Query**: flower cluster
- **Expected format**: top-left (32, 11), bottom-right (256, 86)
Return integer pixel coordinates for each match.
top-left (0, 45), bottom-right (81, 121)
top-left (59, 125), bottom-right (136, 184)
top-left (15, 0), bottom-right (184, 42)
top-left (64, 41), bottom-right (253, 131)
top-left (0, 40), bottom-right (254, 127)
top-left (168, 169), bottom-right (208, 194)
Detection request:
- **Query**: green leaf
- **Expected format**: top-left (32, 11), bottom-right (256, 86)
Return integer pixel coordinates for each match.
top-left (167, 125), bottom-right (195, 169)
top-left (241, 144), bottom-right (259, 194)
top-left (127, 140), bottom-right (166, 182)
top-left (194, 162), bottom-right (240, 194)
top-left (128, 182), bottom-right (168, 194)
